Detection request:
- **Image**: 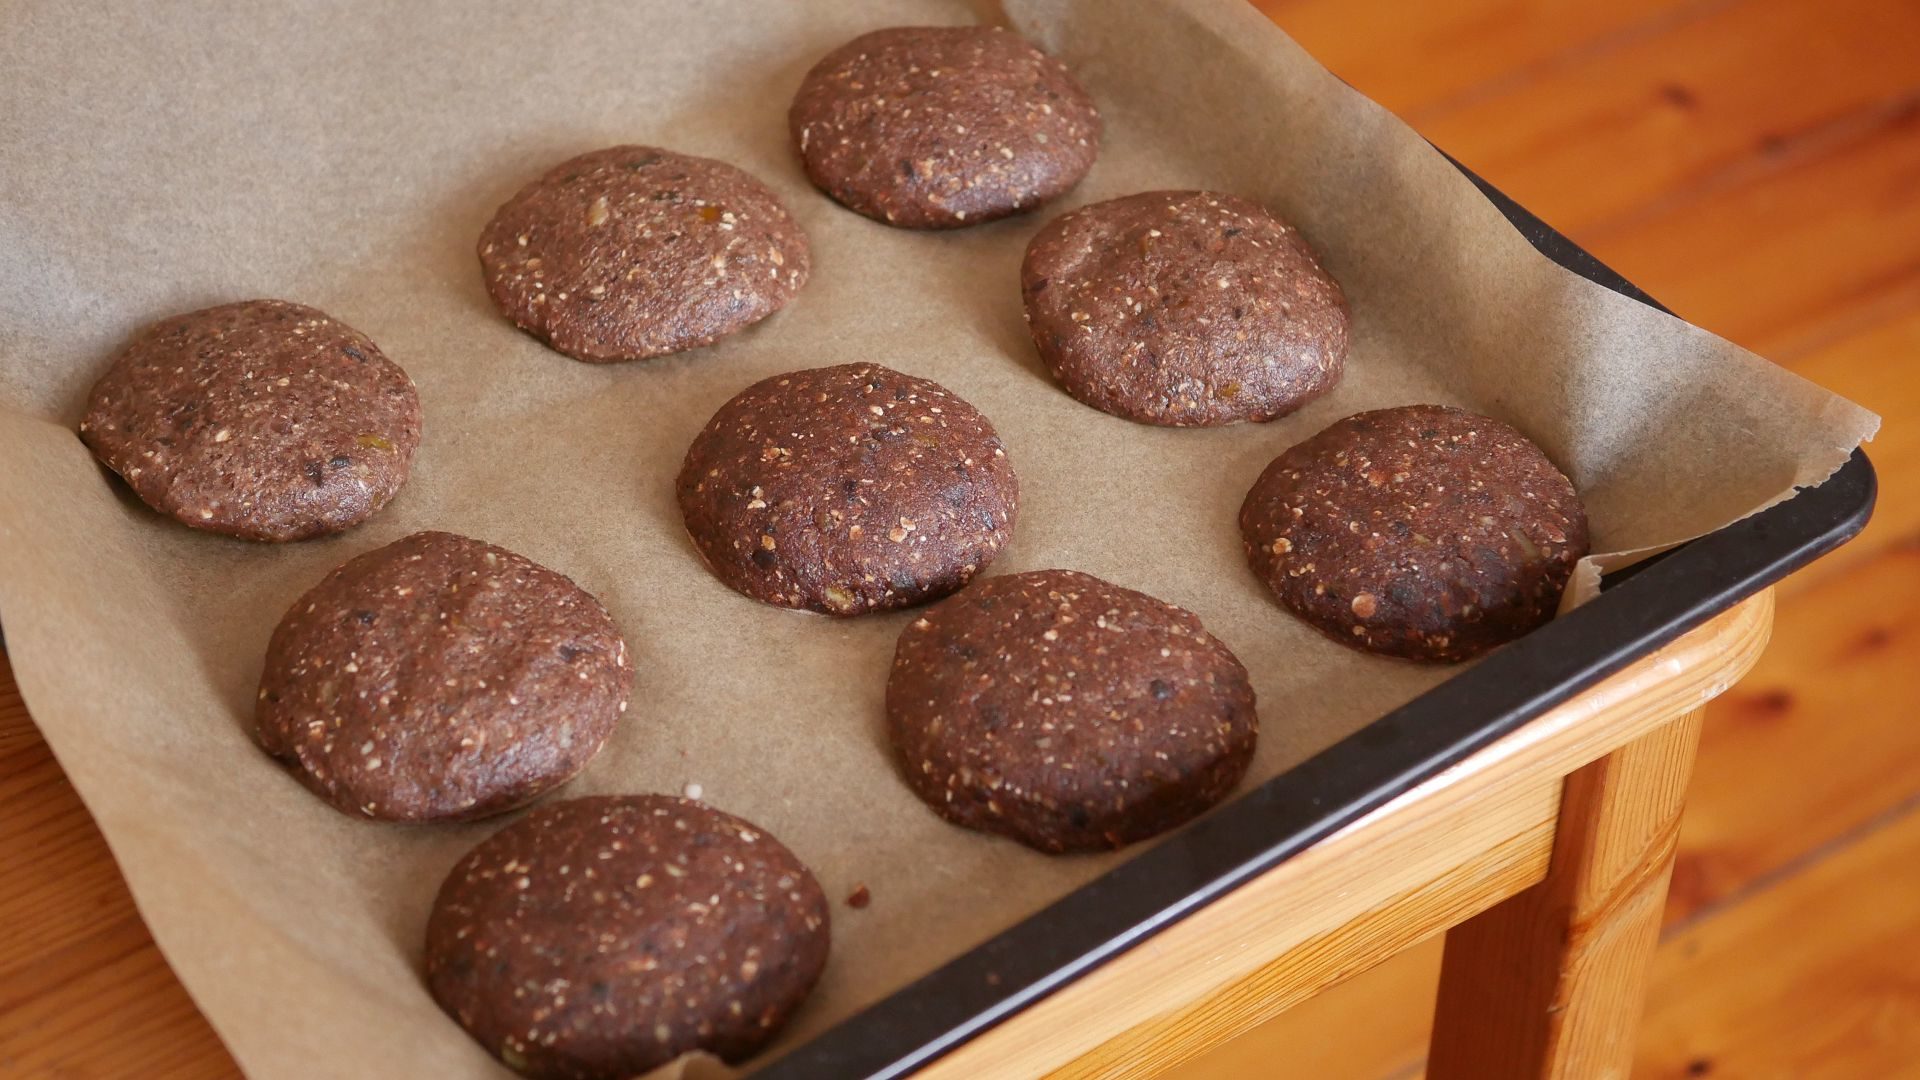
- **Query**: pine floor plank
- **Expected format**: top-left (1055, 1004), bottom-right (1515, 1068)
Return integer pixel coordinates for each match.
top-left (1273, 0), bottom-right (1920, 367)
top-left (1251, 0), bottom-right (1704, 119)
top-left (1578, 105), bottom-right (1920, 359)
top-left (1765, 308), bottom-right (1920, 590)
top-left (1635, 805), bottom-right (1920, 1079)
top-left (1411, 0), bottom-right (1920, 236)
top-left (1666, 542), bottom-right (1920, 923)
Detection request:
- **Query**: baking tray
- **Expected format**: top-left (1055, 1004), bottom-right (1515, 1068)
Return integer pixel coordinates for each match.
top-left (755, 161), bottom-right (1880, 1079)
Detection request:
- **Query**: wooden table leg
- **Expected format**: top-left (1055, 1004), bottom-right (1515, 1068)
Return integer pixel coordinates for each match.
top-left (1427, 707), bottom-right (1705, 1079)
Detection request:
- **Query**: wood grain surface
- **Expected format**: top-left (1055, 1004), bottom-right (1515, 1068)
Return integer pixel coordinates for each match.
top-left (1429, 711), bottom-right (1704, 1079)
top-left (4, 1), bottom-right (1914, 1077)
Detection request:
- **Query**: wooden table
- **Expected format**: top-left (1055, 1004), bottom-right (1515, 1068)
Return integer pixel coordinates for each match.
top-left (0, 589), bottom-right (1775, 1078)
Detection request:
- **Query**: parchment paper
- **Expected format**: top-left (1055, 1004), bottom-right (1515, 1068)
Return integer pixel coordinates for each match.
top-left (0, 1), bottom-right (1877, 1077)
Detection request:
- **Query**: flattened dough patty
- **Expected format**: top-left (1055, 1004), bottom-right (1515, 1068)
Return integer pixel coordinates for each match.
top-left (1022, 191), bottom-right (1347, 426)
top-left (677, 363), bottom-right (1019, 615)
top-left (256, 531), bottom-right (632, 821)
top-left (79, 299), bottom-right (421, 540)
top-left (887, 569), bottom-right (1257, 852)
top-left (425, 795), bottom-right (829, 1079)
top-left (480, 146), bottom-right (810, 362)
top-left (1239, 404), bottom-right (1589, 662)
top-left (790, 25), bottom-right (1100, 228)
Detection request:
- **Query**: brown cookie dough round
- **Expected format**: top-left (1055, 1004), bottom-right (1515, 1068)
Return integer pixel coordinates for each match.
top-left (886, 569), bottom-right (1258, 853)
top-left (78, 299), bottom-right (421, 541)
top-left (425, 795), bottom-right (830, 1080)
top-left (1021, 191), bottom-right (1348, 426)
top-left (789, 25), bottom-right (1100, 229)
top-left (255, 531), bottom-right (633, 821)
top-left (676, 363), bottom-right (1019, 616)
top-left (1239, 405), bottom-right (1589, 663)
top-left (479, 146), bottom-right (810, 363)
